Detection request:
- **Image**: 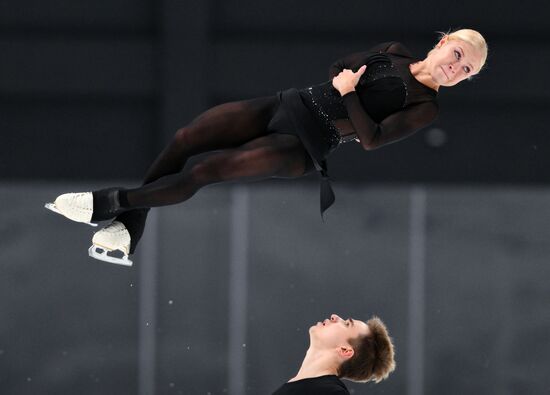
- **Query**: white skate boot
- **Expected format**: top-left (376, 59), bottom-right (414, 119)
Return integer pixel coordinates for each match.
top-left (88, 221), bottom-right (133, 266)
top-left (45, 192), bottom-right (98, 227)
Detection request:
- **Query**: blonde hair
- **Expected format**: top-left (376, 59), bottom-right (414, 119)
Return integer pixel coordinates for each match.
top-left (337, 316), bottom-right (396, 383)
top-left (430, 28), bottom-right (488, 72)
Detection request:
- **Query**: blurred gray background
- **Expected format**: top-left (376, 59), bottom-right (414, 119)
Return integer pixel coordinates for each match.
top-left (1, 1), bottom-right (550, 394)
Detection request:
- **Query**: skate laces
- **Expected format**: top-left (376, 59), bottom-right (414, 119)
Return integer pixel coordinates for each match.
top-left (93, 222), bottom-right (131, 246)
top-left (104, 221), bottom-right (127, 234)
top-left (66, 194), bottom-right (92, 215)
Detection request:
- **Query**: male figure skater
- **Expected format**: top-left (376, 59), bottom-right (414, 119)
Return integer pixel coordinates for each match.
top-left (272, 314), bottom-right (395, 394)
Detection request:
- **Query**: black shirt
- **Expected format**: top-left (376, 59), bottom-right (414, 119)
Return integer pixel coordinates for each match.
top-left (271, 375), bottom-right (350, 395)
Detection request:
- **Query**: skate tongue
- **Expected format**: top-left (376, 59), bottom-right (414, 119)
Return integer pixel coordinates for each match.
top-left (88, 245), bottom-right (133, 266)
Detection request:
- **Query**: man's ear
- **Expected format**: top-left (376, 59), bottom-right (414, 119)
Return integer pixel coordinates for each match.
top-left (338, 346), bottom-right (354, 360)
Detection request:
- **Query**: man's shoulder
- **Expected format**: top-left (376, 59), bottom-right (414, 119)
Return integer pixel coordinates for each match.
top-left (271, 375), bottom-right (350, 395)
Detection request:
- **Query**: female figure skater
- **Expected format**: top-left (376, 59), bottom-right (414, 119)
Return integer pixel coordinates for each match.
top-left (46, 29), bottom-right (488, 265)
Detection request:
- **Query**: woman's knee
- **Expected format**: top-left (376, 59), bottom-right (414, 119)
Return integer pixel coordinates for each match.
top-left (190, 150), bottom-right (265, 184)
top-left (173, 126), bottom-right (191, 148)
top-left (189, 160), bottom-right (222, 185)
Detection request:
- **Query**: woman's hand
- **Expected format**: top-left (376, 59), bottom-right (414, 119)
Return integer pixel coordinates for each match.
top-left (332, 65), bottom-right (367, 96)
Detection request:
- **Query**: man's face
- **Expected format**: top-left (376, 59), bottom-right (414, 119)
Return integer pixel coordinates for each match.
top-left (427, 38), bottom-right (483, 87)
top-left (309, 313), bottom-right (370, 351)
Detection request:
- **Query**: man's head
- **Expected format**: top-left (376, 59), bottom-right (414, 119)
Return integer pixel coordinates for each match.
top-left (309, 314), bottom-right (395, 383)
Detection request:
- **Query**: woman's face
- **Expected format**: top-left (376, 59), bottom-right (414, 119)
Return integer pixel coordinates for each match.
top-left (428, 38), bottom-right (483, 87)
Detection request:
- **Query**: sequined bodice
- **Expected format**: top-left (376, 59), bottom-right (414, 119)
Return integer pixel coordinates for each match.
top-left (299, 52), bottom-right (410, 148)
top-left (360, 53), bottom-right (404, 86)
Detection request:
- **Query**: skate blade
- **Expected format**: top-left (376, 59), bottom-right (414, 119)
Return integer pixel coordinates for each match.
top-left (44, 202), bottom-right (98, 227)
top-left (88, 244), bottom-right (133, 266)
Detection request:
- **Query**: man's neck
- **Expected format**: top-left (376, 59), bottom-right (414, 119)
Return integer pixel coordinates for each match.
top-left (288, 348), bottom-right (339, 383)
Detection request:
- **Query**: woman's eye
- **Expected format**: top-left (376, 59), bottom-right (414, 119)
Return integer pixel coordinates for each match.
top-left (454, 50), bottom-right (461, 60)
top-left (463, 66), bottom-right (471, 73)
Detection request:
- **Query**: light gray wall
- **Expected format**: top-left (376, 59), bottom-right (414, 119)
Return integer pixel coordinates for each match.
top-left (1, 183), bottom-right (549, 394)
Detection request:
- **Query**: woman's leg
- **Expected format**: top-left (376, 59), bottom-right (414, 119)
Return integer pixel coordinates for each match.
top-left (113, 95), bottom-right (280, 251)
top-left (121, 133), bottom-right (308, 209)
top-left (87, 133), bottom-right (307, 262)
top-left (143, 96), bottom-right (279, 184)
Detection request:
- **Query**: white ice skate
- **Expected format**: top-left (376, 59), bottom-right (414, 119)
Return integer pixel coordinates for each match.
top-left (88, 221), bottom-right (133, 266)
top-left (45, 192), bottom-right (98, 227)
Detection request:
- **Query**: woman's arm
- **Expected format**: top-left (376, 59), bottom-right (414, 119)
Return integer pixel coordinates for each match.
top-left (332, 65), bottom-right (438, 150)
top-left (342, 93), bottom-right (439, 150)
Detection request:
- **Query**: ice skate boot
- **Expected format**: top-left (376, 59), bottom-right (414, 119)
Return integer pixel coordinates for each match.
top-left (88, 221), bottom-right (133, 266)
top-left (45, 188), bottom-right (125, 225)
top-left (45, 192), bottom-right (97, 227)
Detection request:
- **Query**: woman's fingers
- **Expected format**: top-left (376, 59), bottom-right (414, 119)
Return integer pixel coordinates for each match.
top-left (338, 66), bottom-right (365, 75)
top-left (332, 66), bottom-right (367, 95)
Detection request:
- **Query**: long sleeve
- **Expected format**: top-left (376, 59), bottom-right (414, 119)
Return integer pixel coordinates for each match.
top-left (342, 91), bottom-right (438, 150)
top-left (328, 42), bottom-right (397, 79)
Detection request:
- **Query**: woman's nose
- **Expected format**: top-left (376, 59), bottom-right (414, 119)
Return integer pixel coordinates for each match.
top-left (331, 314), bottom-right (341, 321)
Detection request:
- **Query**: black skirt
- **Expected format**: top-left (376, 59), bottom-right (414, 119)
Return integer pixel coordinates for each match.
top-left (267, 88), bottom-right (337, 218)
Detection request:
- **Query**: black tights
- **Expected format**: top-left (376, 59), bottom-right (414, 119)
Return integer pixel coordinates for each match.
top-left (111, 96), bottom-right (309, 252)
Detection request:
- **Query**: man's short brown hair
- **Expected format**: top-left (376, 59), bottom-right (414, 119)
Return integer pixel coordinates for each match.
top-left (337, 316), bottom-right (396, 383)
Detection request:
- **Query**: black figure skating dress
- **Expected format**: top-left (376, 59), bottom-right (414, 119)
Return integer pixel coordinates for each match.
top-left (268, 41), bottom-right (439, 215)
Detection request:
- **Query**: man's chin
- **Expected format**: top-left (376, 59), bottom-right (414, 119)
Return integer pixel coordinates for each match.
top-left (309, 324), bottom-right (321, 333)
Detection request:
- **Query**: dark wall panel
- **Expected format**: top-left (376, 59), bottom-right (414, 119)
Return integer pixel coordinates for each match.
top-left (3, 0), bottom-right (548, 183)
top-left (1, 101), bottom-right (156, 179)
top-left (0, 38), bottom-right (155, 96)
top-left (0, 0), bottom-right (153, 29)
top-left (214, 0), bottom-right (547, 34)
